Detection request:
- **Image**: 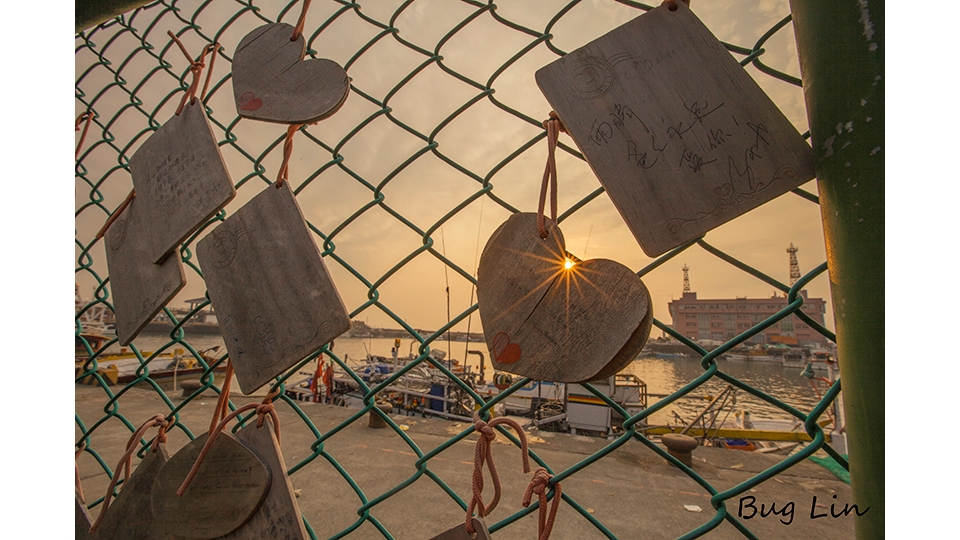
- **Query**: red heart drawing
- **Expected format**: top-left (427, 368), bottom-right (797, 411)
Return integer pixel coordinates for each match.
top-left (491, 332), bottom-right (522, 365)
top-left (239, 91), bottom-right (263, 111)
top-left (477, 213), bottom-right (652, 382)
top-left (233, 23), bottom-right (349, 124)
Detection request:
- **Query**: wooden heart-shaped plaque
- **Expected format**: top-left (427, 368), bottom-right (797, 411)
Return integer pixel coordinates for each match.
top-left (151, 433), bottom-right (271, 539)
top-left (233, 23), bottom-right (350, 124)
top-left (129, 99), bottom-right (235, 264)
top-left (477, 213), bottom-right (652, 382)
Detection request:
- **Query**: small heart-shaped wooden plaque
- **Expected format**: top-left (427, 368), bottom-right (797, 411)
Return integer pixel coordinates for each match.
top-left (93, 442), bottom-right (169, 540)
top-left (152, 433), bottom-right (271, 539)
top-left (129, 99), bottom-right (236, 264)
top-left (232, 23), bottom-right (350, 124)
top-left (477, 213), bottom-right (652, 382)
top-left (218, 421), bottom-right (309, 539)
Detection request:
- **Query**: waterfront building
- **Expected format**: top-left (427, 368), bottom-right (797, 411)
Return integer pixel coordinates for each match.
top-left (667, 259), bottom-right (829, 346)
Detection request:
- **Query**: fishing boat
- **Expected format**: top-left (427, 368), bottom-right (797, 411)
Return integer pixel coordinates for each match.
top-left (76, 347), bottom-right (226, 386)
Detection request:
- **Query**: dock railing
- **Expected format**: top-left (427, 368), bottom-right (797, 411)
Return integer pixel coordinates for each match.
top-left (75, 1), bottom-right (881, 538)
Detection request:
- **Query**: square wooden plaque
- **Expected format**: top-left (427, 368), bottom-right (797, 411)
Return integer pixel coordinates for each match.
top-left (104, 198), bottom-right (186, 346)
top-left (197, 183), bottom-right (350, 394)
top-left (535, 1), bottom-right (815, 257)
top-left (130, 100), bottom-right (235, 264)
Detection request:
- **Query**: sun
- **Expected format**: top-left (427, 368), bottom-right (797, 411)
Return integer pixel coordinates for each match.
top-left (564, 258), bottom-right (575, 270)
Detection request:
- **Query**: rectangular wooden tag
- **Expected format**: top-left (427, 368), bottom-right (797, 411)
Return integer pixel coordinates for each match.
top-left (104, 198), bottom-right (186, 346)
top-left (197, 183), bottom-right (350, 394)
top-left (130, 100), bottom-right (236, 264)
top-left (428, 518), bottom-right (492, 539)
top-left (535, 1), bottom-right (815, 257)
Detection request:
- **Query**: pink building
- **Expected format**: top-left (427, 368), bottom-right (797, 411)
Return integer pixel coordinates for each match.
top-left (667, 291), bottom-right (829, 346)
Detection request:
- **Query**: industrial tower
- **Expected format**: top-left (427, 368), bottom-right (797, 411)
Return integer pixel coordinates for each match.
top-left (787, 243), bottom-right (801, 286)
top-left (682, 264), bottom-right (691, 293)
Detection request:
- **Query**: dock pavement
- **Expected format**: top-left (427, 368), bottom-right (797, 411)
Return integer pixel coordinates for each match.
top-left (75, 384), bottom-right (857, 539)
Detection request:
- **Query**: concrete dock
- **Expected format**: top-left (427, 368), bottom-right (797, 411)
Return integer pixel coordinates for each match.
top-left (75, 384), bottom-right (858, 539)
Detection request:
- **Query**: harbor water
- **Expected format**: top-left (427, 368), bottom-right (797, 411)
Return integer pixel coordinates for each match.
top-left (106, 334), bottom-right (832, 426)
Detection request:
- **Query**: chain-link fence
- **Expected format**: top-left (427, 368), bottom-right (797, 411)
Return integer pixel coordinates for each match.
top-left (75, 1), bottom-right (847, 538)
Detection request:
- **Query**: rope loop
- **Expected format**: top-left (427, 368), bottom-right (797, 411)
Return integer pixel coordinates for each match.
top-left (166, 31), bottom-right (216, 115)
top-left (522, 468), bottom-right (562, 540)
top-left (464, 412), bottom-right (531, 534)
top-left (537, 112), bottom-right (565, 239)
top-left (89, 414), bottom-right (168, 533)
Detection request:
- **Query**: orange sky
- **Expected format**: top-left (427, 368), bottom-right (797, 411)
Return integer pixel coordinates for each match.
top-left (75, 0), bottom-right (834, 337)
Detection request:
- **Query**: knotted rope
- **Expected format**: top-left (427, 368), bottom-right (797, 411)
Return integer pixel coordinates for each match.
top-left (537, 111), bottom-right (566, 239)
top-left (167, 32), bottom-right (219, 115)
top-left (276, 123), bottom-right (303, 189)
top-left (465, 412), bottom-right (531, 534)
top-left (522, 468), bottom-right (562, 540)
top-left (176, 388), bottom-right (281, 496)
top-left (89, 414), bottom-right (168, 533)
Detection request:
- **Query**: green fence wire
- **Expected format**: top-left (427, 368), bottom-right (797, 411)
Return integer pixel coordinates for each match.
top-left (75, 1), bottom-right (845, 538)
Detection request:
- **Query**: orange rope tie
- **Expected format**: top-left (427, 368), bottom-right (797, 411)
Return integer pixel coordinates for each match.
top-left (276, 124), bottom-right (302, 189)
top-left (166, 31), bottom-right (213, 115)
top-left (75, 111), bottom-right (93, 161)
top-left (291, 0), bottom-right (313, 41)
top-left (210, 361), bottom-right (235, 435)
top-left (89, 414), bottom-right (167, 533)
top-left (200, 42), bottom-right (221, 102)
top-left (95, 189), bottom-right (136, 240)
top-left (177, 390), bottom-right (281, 496)
top-left (522, 468), bottom-right (562, 540)
top-left (537, 112), bottom-right (566, 239)
top-left (465, 412), bottom-right (531, 534)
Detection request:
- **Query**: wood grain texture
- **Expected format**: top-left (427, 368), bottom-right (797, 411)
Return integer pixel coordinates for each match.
top-left (232, 23), bottom-right (350, 124)
top-left (216, 421), bottom-right (309, 540)
top-left (428, 518), bottom-right (492, 540)
top-left (104, 198), bottom-right (186, 346)
top-left (477, 213), bottom-right (651, 382)
top-left (76, 491), bottom-right (94, 538)
top-left (197, 183), bottom-right (351, 394)
top-left (94, 443), bottom-right (169, 540)
top-left (535, 1), bottom-right (815, 257)
top-left (152, 433), bottom-right (271, 539)
top-left (130, 100), bottom-right (236, 264)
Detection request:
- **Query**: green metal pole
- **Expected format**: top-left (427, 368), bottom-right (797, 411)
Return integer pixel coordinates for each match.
top-left (788, 1), bottom-right (884, 538)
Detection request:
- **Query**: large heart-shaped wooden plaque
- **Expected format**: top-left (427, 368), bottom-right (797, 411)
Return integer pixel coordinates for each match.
top-left (233, 23), bottom-right (350, 124)
top-left (152, 433), bottom-right (271, 539)
top-left (104, 198), bottom-right (186, 346)
top-left (129, 100), bottom-right (235, 264)
top-left (535, 1), bottom-right (815, 257)
top-left (477, 213), bottom-right (652, 382)
top-left (196, 182), bottom-right (350, 394)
